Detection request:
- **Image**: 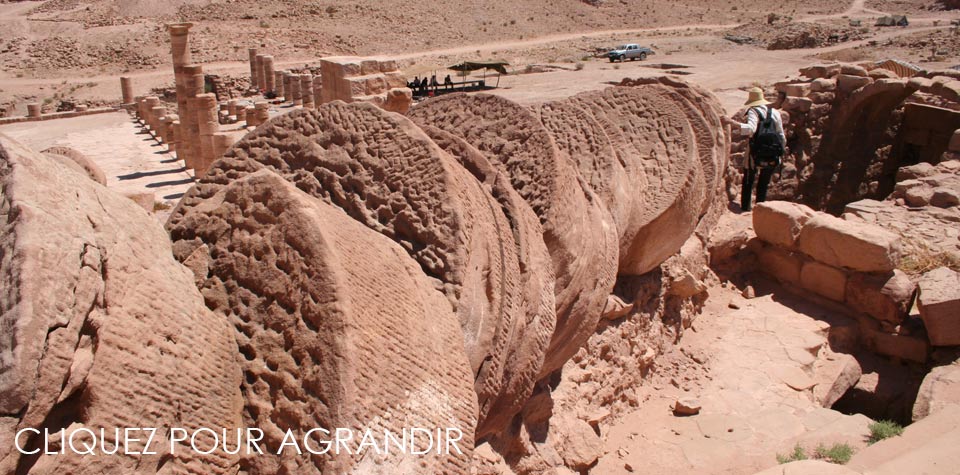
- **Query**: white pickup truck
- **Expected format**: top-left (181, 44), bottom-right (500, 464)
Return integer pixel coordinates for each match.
top-left (607, 44), bottom-right (653, 62)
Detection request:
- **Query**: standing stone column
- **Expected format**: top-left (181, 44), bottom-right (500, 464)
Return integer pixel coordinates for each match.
top-left (168, 23), bottom-right (195, 165)
top-left (180, 64), bottom-right (205, 170)
top-left (164, 115), bottom-right (178, 152)
top-left (283, 73), bottom-right (293, 103)
top-left (120, 77), bottom-right (134, 105)
top-left (244, 106), bottom-right (257, 127)
top-left (27, 103), bottom-right (41, 119)
top-left (150, 106), bottom-right (167, 138)
top-left (172, 120), bottom-right (182, 155)
top-left (263, 56), bottom-right (275, 93)
top-left (290, 74), bottom-right (303, 106)
top-left (275, 71), bottom-right (285, 99)
top-left (195, 92), bottom-right (219, 177)
top-left (300, 74), bottom-right (314, 109)
top-left (254, 101), bottom-right (270, 125)
top-left (248, 48), bottom-right (258, 90)
top-left (144, 97), bottom-right (161, 130)
top-left (255, 54), bottom-right (265, 92)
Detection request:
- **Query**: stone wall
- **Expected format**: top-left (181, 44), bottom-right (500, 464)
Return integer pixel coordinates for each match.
top-left (751, 201), bottom-right (935, 363)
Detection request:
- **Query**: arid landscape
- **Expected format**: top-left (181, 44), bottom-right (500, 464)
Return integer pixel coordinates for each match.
top-left (1, 0), bottom-right (960, 474)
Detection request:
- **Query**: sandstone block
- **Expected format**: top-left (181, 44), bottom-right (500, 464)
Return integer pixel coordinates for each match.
top-left (869, 68), bottom-right (898, 80)
top-left (808, 92), bottom-right (835, 104)
top-left (382, 87), bottom-right (412, 114)
top-left (950, 130), bottom-right (960, 152)
top-left (931, 188), bottom-right (960, 208)
top-left (801, 260), bottom-right (848, 302)
top-left (813, 353), bottom-right (862, 408)
top-left (799, 64), bottom-right (840, 79)
top-left (846, 270), bottom-right (916, 324)
top-left (897, 162), bottom-right (937, 181)
top-left (840, 64), bottom-right (868, 77)
top-left (673, 397), bottom-right (702, 415)
top-left (753, 200), bottom-right (816, 249)
top-left (867, 330), bottom-right (929, 363)
top-left (783, 83), bottom-right (811, 97)
top-left (837, 74), bottom-right (872, 94)
top-left (810, 77), bottom-right (837, 92)
top-left (758, 243), bottom-right (804, 286)
top-left (918, 267), bottom-right (960, 346)
top-left (913, 362), bottom-right (960, 421)
top-left (797, 213), bottom-right (902, 272)
top-left (783, 97), bottom-right (813, 113)
top-left (904, 183), bottom-right (934, 207)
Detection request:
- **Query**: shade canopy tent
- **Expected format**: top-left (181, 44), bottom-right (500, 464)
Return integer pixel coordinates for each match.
top-left (448, 60), bottom-right (509, 88)
top-left (447, 61), bottom-right (510, 75)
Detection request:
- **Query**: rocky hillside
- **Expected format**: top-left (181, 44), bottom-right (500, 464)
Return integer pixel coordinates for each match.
top-left (0, 0), bottom-right (853, 77)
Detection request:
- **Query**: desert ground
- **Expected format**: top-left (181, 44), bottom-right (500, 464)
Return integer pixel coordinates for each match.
top-left (1, 1), bottom-right (960, 475)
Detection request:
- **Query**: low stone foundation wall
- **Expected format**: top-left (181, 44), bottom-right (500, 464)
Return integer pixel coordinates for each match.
top-left (0, 106), bottom-right (120, 125)
top-left (751, 201), bottom-right (931, 362)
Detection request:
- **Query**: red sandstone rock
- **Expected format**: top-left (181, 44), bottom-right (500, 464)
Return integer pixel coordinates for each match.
top-left (845, 270), bottom-right (916, 324)
top-left (757, 243), bottom-right (805, 286)
top-left (40, 146), bottom-right (107, 185)
top-left (0, 133), bottom-right (243, 475)
top-left (169, 101), bottom-right (550, 439)
top-left (536, 85), bottom-right (708, 275)
top-left (913, 361), bottom-right (960, 422)
top-left (797, 213), bottom-right (902, 273)
top-left (168, 169), bottom-right (477, 474)
top-left (918, 267), bottom-right (960, 346)
top-left (409, 93), bottom-right (619, 377)
top-left (753, 201), bottom-right (816, 250)
top-left (800, 260), bottom-right (848, 302)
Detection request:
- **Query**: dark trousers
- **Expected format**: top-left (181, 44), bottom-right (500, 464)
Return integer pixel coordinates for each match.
top-left (741, 165), bottom-right (775, 211)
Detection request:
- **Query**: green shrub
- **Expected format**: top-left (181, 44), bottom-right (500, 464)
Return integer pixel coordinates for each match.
top-left (777, 444), bottom-right (807, 464)
top-left (815, 443), bottom-right (854, 464)
top-left (868, 420), bottom-right (904, 444)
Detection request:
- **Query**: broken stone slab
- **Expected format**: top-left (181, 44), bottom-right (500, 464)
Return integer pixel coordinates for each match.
top-left (912, 361), bottom-right (960, 421)
top-left (841, 64), bottom-right (869, 76)
top-left (897, 162), bottom-right (938, 182)
top-left (846, 270), bottom-right (916, 324)
top-left (810, 77), bottom-right (837, 92)
top-left (673, 397), bottom-right (702, 416)
top-left (950, 130), bottom-right (960, 152)
top-left (918, 267), bottom-right (960, 346)
top-left (837, 74), bottom-right (872, 94)
top-left (799, 63), bottom-right (840, 79)
top-left (797, 213), bottom-right (902, 273)
top-left (931, 188), bottom-right (960, 208)
top-left (813, 353), bottom-right (862, 408)
top-left (753, 200), bottom-right (816, 250)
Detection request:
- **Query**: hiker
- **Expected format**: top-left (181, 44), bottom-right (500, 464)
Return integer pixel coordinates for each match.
top-left (410, 76), bottom-right (421, 89)
top-left (725, 87), bottom-right (786, 212)
top-left (444, 74), bottom-right (453, 90)
top-left (429, 75), bottom-right (439, 91)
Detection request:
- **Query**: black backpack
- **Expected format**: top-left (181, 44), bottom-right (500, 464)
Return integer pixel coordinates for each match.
top-left (749, 106), bottom-right (784, 169)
